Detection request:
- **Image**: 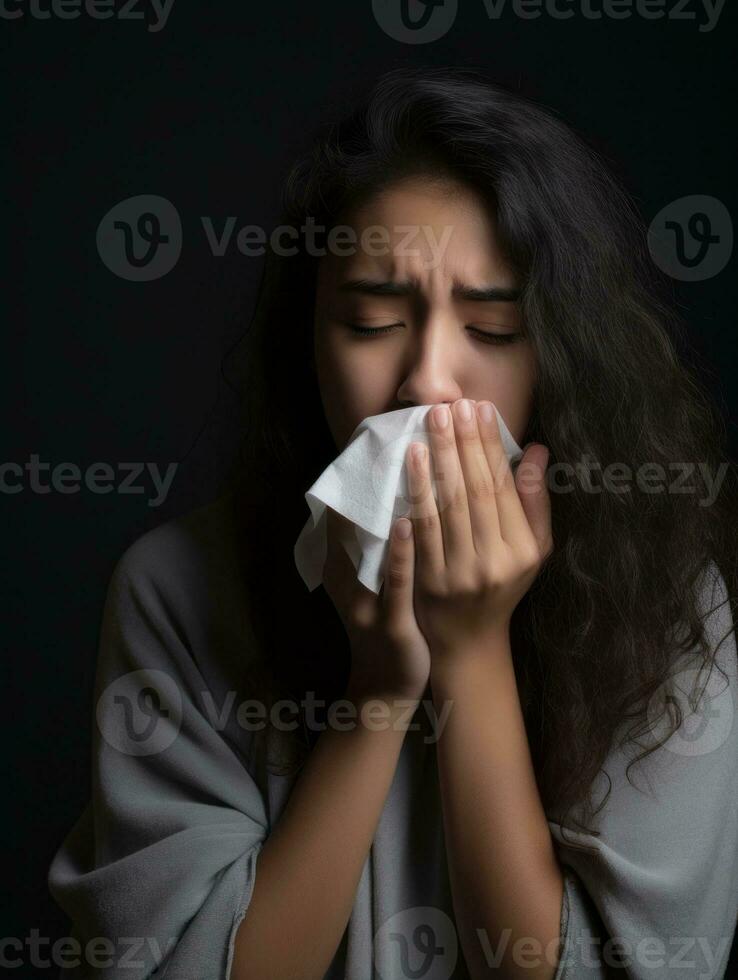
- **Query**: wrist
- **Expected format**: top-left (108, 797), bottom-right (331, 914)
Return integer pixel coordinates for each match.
top-left (346, 654), bottom-right (430, 705)
top-left (429, 629), bottom-right (512, 684)
top-left (341, 682), bottom-right (424, 738)
top-left (345, 679), bottom-right (424, 707)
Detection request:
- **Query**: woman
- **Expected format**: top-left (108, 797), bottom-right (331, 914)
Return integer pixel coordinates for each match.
top-left (48, 67), bottom-right (738, 979)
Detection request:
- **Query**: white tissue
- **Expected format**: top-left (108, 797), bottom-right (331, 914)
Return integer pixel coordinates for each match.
top-left (294, 404), bottom-right (524, 595)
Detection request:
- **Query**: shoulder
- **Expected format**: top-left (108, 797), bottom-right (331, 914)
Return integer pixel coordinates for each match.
top-left (697, 558), bottom-right (734, 623)
top-left (100, 489), bottom-right (257, 677)
top-left (692, 559), bottom-right (737, 681)
top-left (611, 559), bottom-right (737, 802)
top-left (111, 490), bottom-right (243, 606)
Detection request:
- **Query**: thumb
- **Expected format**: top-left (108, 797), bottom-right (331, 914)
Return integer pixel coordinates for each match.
top-left (324, 508), bottom-right (377, 625)
top-left (381, 517), bottom-right (416, 628)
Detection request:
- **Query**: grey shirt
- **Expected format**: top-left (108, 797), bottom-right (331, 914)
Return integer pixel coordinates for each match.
top-left (48, 492), bottom-right (738, 979)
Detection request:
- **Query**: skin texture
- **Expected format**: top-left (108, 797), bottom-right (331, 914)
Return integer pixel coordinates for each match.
top-left (314, 175), bottom-right (552, 697)
top-left (313, 176), bottom-right (537, 452)
top-left (314, 176), bottom-right (564, 979)
top-left (233, 177), bottom-right (563, 980)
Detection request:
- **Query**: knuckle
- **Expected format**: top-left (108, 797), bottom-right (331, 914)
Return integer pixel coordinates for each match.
top-left (446, 578), bottom-right (479, 602)
top-left (414, 512), bottom-right (439, 536)
top-left (488, 457), bottom-right (508, 488)
top-left (519, 544), bottom-right (541, 571)
top-left (478, 562), bottom-right (498, 587)
top-left (466, 474), bottom-right (494, 501)
top-left (461, 568), bottom-right (485, 594)
top-left (386, 561), bottom-right (410, 590)
top-left (417, 573), bottom-right (446, 601)
top-left (424, 585), bottom-right (447, 604)
top-left (482, 422), bottom-right (501, 446)
top-left (458, 427), bottom-right (480, 446)
top-left (449, 489), bottom-right (468, 514)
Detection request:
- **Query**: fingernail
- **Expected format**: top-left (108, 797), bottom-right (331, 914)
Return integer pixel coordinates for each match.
top-left (432, 405), bottom-right (449, 429)
top-left (457, 399), bottom-right (473, 422)
top-left (478, 402), bottom-right (495, 423)
top-left (411, 443), bottom-right (426, 465)
top-left (395, 518), bottom-right (412, 539)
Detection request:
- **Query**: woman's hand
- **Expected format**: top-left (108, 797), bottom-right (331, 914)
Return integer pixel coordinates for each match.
top-left (323, 506), bottom-right (431, 702)
top-left (406, 399), bottom-right (553, 665)
top-left (321, 397), bottom-right (552, 696)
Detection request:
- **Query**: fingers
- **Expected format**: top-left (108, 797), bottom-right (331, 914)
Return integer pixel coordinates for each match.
top-left (404, 439), bottom-right (446, 589)
top-left (420, 400), bottom-right (547, 563)
top-left (381, 517), bottom-right (416, 626)
top-left (425, 403), bottom-right (475, 569)
top-left (473, 401), bottom-right (532, 545)
top-left (449, 398), bottom-right (501, 555)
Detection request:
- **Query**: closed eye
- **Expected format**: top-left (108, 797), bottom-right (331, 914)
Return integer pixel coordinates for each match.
top-left (345, 322), bottom-right (522, 345)
top-left (346, 322), bottom-right (403, 336)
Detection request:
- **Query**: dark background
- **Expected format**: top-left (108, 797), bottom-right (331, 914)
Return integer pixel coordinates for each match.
top-left (3, 0), bottom-right (736, 973)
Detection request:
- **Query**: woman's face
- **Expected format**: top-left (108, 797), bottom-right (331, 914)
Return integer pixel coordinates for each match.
top-left (313, 176), bottom-right (537, 452)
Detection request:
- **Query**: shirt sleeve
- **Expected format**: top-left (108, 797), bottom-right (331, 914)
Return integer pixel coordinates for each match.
top-left (548, 562), bottom-right (738, 979)
top-left (47, 532), bottom-right (270, 980)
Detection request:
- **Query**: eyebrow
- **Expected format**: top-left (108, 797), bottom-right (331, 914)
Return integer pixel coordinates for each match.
top-left (337, 278), bottom-right (521, 302)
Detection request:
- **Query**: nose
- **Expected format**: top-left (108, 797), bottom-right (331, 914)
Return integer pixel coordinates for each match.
top-left (395, 316), bottom-right (464, 408)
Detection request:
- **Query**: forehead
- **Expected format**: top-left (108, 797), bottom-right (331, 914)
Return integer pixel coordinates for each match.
top-left (317, 176), bottom-right (516, 292)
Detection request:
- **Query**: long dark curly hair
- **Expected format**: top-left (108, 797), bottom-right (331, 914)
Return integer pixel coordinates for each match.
top-left (219, 66), bottom-right (738, 848)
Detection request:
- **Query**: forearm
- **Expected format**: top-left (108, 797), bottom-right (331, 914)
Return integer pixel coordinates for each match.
top-left (430, 643), bottom-right (565, 980)
top-left (231, 686), bottom-right (418, 980)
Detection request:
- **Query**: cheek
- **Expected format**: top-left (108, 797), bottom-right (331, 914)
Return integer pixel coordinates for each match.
top-left (314, 338), bottom-right (386, 448)
top-left (325, 335), bottom-right (394, 398)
